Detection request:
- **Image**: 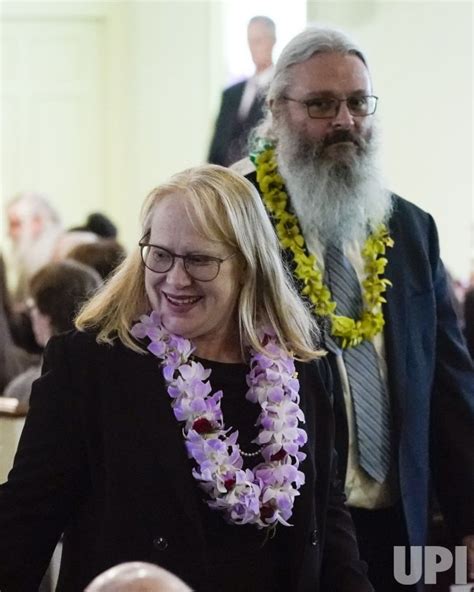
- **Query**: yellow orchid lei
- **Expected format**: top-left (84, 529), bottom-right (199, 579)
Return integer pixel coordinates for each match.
top-left (254, 146), bottom-right (394, 349)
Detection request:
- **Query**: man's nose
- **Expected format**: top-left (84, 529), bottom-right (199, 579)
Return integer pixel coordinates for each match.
top-left (331, 100), bottom-right (354, 128)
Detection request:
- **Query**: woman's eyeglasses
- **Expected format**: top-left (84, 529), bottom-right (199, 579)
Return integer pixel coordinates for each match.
top-left (139, 243), bottom-right (236, 282)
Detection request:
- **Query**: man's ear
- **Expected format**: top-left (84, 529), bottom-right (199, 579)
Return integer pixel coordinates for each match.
top-left (268, 98), bottom-right (280, 122)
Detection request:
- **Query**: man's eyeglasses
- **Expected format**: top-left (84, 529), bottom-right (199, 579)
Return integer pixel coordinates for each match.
top-left (282, 95), bottom-right (378, 119)
top-left (139, 243), bottom-right (236, 282)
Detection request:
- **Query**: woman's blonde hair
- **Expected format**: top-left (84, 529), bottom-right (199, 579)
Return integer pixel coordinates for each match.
top-left (76, 165), bottom-right (321, 360)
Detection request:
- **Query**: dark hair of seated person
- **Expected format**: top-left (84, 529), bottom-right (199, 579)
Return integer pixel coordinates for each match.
top-left (70, 212), bottom-right (118, 239)
top-left (30, 260), bottom-right (102, 335)
top-left (66, 239), bottom-right (126, 281)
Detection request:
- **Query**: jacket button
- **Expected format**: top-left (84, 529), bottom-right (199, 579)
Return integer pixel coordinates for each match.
top-left (153, 536), bottom-right (169, 551)
top-left (310, 529), bottom-right (319, 546)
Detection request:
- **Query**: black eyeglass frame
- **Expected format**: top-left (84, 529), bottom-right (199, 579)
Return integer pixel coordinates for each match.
top-left (138, 242), bottom-right (236, 282)
top-left (281, 95), bottom-right (379, 119)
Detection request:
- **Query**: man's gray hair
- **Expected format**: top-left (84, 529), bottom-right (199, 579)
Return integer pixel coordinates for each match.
top-left (268, 25), bottom-right (368, 103)
top-left (248, 15), bottom-right (276, 39)
top-left (251, 25), bottom-right (369, 142)
top-left (6, 191), bottom-right (61, 226)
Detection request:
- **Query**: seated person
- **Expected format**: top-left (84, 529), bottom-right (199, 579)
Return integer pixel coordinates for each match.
top-left (0, 254), bottom-right (38, 393)
top-left (4, 260), bottom-right (101, 404)
top-left (5, 191), bottom-right (63, 303)
top-left (0, 165), bottom-right (373, 592)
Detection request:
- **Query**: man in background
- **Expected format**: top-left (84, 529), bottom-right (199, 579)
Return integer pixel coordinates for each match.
top-left (5, 192), bottom-right (98, 353)
top-left (208, 15), bottom-right (276, 166)
top-left (6, 192), bottom-right (63, 302)
top-left (5, 192), bottom-right (99, 304)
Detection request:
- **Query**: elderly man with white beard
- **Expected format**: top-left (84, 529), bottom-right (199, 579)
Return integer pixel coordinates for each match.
top-left (234, 25), bottom-right (474, 592)
top-left (6, 192), bottom-right (98, 305)
top-left (6, 192), bottom-right (64, 302)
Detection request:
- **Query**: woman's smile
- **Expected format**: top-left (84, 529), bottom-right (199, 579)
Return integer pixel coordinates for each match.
top-left (162, 291), bottom-right (203, 311)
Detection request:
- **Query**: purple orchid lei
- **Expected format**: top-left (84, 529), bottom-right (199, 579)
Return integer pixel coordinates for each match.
top-left (131, 311), bottom-right (308, 530)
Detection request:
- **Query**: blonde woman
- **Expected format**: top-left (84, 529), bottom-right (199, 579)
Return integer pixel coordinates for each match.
top-left (0, 166), bottom-right (373, 592)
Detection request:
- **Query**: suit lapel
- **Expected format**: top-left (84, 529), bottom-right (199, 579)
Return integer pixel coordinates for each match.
top-left (384, 199), bottom-right (408, 430)
top-left (247, 93), bottom-right (265, 125)
top-left (114, 346), bottom-right (204, 526)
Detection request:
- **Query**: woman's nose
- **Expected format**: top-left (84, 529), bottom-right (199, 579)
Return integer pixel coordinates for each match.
top-left (165, 257), bottom-right (193, 287)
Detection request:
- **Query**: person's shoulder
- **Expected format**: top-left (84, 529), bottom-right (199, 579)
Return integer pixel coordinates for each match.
top-left (389, 193), bottom-right (439, 245)
top-left (45, 329), bottom-right (115, 364)
top-left (49, 328), bottom-right (101, 348)
top-left (230, 157), bottom-right (256, 178)
top-left (391, 193), bottom-right (433, 223)
top-left (223, 78), bottom-right (247, 95)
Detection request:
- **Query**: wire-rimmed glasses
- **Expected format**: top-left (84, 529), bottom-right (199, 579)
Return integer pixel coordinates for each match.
top-left (139, 243), bottom-right (236, 282)
top-left (282, 95), bottom-right (378, 119)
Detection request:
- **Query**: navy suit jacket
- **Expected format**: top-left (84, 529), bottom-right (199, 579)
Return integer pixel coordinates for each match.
top-left (336, 195), bottom-right (474, 547)
top-left (208, 80), bottom-right (265, 167)
top-left (0, 332), bottom-right (373, 592)
top-left (246, 170), bottom-right (474, 549)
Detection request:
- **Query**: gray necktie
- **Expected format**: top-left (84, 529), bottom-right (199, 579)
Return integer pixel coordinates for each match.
top-left (324, 244), bottom-right (392, 483)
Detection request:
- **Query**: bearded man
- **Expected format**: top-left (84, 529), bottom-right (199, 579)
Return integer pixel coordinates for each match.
top-left (6, 192), bottom-right (98, 304)
top-left (6, 192), bottom-right (64, 303)
top-left (235, 26), bottom-right (474, 592)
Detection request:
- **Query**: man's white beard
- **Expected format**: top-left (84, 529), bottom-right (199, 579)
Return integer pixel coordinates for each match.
top-left (275, 119), bottom-right (392, 247)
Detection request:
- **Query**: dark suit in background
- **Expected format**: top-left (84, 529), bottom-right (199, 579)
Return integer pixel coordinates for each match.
top-left (208, 79), bottom-right (266, 167)
top-left (208, 15), bottom-right (275, 167)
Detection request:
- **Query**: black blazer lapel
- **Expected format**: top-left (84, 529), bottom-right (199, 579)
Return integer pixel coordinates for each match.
top-left (113, 346), bottom-right (204, 527)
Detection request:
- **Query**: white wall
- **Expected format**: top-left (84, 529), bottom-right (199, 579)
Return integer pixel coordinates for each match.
top-left (1, 2), bottom-right (109, 233)
top-left (1, 1), bottom-right (472, 282)
top-left (1, 0), bottom-right (221, 253)
top-left (100, 0), bottom-right (221, 248)
top-left (307, 0), bottom-right (473, 282)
